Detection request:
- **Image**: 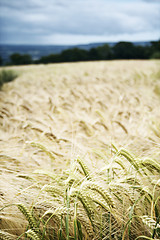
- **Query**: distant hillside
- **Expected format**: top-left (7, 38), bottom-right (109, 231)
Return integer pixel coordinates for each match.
top-left (77, 41), bottom-right (150, 50)
top-left (0, 41), bottom-right (151, 63)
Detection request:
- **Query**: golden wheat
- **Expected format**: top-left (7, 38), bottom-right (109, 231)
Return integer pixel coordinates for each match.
top-left (0, 60), bottom-right (160, 239)
top-left (0, 231), bottom-right (16, 240)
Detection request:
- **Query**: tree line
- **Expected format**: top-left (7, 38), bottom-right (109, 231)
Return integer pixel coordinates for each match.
top-left (1, 40), bottom-right (160, 66)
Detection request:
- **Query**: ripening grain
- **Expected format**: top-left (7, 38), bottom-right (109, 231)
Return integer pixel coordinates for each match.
top-left (0, 60), bottom-right (160, 239)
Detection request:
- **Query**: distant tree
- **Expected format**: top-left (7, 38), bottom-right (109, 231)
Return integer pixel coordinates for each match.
top-left (112, 42), bottom-right (136, 59)
top-left (21, 54), bottom-right (32, 64)
top-left (37, 54), bottom-right (61, 64)
top-left (150, 51), bottom-right (160, 59)
top-left (134, 46), bottom-right (148, 59)
top-left (60, 48), bottom-right (88, 62)
top-left (96, 44), bottom-right (112, 60)
top-left (10, 53), bottom-right (32, 65)
top-left (10, 53), bottom-right (21, 65)
top-left (88, 48), bottom-right (99, 60)
top-left (9, 40), bottom-right (159, 66)
top-left (149, 40), bottom-right (160, 59)
top-left (150, 40), bottom-right (160, 52)
top-left (0, 56), bottom-right (2, 66)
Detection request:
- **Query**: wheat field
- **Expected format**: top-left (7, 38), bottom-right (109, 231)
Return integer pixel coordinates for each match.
top-left (0, 60), bottom-right (160, 240)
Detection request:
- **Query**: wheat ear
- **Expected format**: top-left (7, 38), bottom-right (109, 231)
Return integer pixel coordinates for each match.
top-left (43, 185), bottom-right (64, 197)
top-left (72, 190), bottom-right (94, 227)
top-left (77, 211), bottom-right (94, 238)
top-left (119, 149), bottom-right (139, 171)
top-left (115, 158), bottom-right (127, 173)
top-left (17, 204), bottom-right (39, 232)
top-left (0, 231), bottom-right (16, 240)
top-left (85, 182), bottom-right (114, 208)
top-left (89, 191), bottom-right (110, 212)
top-left (25, 229), bottom-right (41, 240)
top-left (141, 215), bottom-right (160, 230)
top-left (140, 158), bottom-right (160, 173)
top-left (77, 158), bottom-right (91, 180)
top-left (30, 142), bottom-right (55, 161)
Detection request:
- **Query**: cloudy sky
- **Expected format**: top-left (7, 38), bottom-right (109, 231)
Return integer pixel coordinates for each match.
top-left (0, 0), bottom-right (160, 45)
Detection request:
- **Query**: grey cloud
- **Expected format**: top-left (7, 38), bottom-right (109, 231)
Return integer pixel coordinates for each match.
top-left (142, 0), bottom-right (160, 2)
top-left (0, 0), bottom-right (69, 10)
top-left (26, 1), bottom-right (159, 35)
top-left (0, 0), bottom-right (39, 10)
top-left (0, 0), bottom-right (159, 44)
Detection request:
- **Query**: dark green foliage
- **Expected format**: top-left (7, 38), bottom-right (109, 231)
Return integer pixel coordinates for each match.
top-left (150, 40), bottom-right (160, 52)
top-left (37, 48), bottom-right (89, 63)
top-left (150, 51), bottom-right (160, 59)
top-left (88, 48), bottom-right (99, 60)
top-left (0, 69), bottom-right (18, 89)
top-left (7, 40), bottom-right (160, 66)
top-left (96, 44), bottom-right (113, 60)
top-left (36, 53), bottom-right (61, 64)
top-left (112, 42), bottom-right (137, 59)
top-left (0, 56), bottom-right (3, 66)
top-left (60, 48), bottom-right (88, 62)
top-left (10, 53), bottom-right (32, 65)
top-left (134, 46), bottom-right (149, 59)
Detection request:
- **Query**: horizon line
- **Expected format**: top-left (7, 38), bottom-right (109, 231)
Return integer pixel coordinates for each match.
top-left (0, 39), bottom-right (159, 46)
